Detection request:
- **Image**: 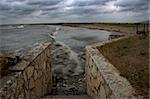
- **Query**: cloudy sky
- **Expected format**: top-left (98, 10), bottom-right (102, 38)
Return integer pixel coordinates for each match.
top-left (0, 0), bottom-right (149, 24)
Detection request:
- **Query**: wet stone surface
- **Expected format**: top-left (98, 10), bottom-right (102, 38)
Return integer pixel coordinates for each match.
top-left (51, 42), bottom-right (86, 95)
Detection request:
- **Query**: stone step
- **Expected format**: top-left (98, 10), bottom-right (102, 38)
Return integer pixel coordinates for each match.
top-left (42, 95), bottom-right (91, 99)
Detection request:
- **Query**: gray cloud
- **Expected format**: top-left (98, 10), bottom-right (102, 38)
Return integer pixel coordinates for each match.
top-left (0, 3), bottom-right (10, 11)
top-left (27, 0), bottom-right (62, 6)
top-left (0, 0), bottom-right (149, 24)
top-left (115, 0), bottom-right (149, 12)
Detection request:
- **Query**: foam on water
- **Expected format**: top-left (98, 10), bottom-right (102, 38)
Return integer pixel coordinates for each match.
top-left (55, 41), bottom-right (83, 74)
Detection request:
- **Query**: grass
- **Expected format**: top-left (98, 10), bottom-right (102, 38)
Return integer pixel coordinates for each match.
top-left (103, 23), bottom-right (147, 27)
top-left (63, 23), bottom-right (149, 34)
top-left (97, 35), bottom-right (149, 97)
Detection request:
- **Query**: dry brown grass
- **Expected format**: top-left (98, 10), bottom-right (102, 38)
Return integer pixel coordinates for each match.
top-left (97, 35), bottom-right (149, 97)
top-left (64, 23), bottom-right (147, 34)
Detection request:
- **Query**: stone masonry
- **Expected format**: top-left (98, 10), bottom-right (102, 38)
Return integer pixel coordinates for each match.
top-left (0, 43), bottom-right (52, 99)
top-left (85, 37), bottom-right (143, 99)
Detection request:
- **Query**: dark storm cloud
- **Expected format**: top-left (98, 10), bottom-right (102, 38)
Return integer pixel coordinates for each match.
top-left (27, 0), bottom-right (62, 6)
top-left (115, 0), bottom-right (148, 7)
top-left (115, 0), bottom-right (149, 12)
top-left (66, 0), bottom-right (110, 7)
top-left (6, 0), bottom-right (26, 1)
top-left (0, 3), bottom-right (10, 10)
top-left (0, 0), bottom-right (149, 24)
top-left (0, 0), bottom-right (35, 18)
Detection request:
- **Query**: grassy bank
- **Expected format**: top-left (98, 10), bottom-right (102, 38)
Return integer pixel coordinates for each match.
top-left (97, 35), bottom-right (149, 97)
top-left (63, 23), bottom-right (148, 34)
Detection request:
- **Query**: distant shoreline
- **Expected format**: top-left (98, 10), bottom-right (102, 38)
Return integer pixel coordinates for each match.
top-left (0, 23), bottom-right (145, 34)
top-left (0, 22), bottom-right (148, 26)
top-left (62, 23), bottom-right (149, 34)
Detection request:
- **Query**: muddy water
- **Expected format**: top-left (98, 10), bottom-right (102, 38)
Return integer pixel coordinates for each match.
top-left (0, 25), bottom-right (119, 95)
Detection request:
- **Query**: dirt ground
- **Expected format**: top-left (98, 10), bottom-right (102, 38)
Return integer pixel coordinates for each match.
top-left (97, 35), bottom-right (149, 97)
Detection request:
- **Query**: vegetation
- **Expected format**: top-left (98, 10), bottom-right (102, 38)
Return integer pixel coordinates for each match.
top-left (97, 35), bottom-right (149, 97)
top-left (63, 23), bottom-right (149, 34)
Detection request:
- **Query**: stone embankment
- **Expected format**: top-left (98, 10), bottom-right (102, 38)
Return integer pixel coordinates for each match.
top-left (85, 38), bottom-right (143, 99)
top-left (0, 43), bottom-right (52, 99)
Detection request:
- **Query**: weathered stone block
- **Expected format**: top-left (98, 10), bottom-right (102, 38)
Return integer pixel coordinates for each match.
top-left (34, 78), bottom-right (43, 96)
top-left (29, 77), bottom-right (35, 89)
top-left (0, 43), bottom-right (52, 99)
top-left (85, 40), bottom-right (139, 99)
top-left (99, 85), bottom-right (106, 99)
top-left (33, 69), bottom-right (38, 80)
top-left (26, 66), bottom-right (34, 79)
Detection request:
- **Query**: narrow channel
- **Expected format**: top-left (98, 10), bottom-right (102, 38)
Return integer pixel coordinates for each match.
top-left (49, 25), bottom-right (119, 95)
top-left (0, 25), bottom-right (121, 95)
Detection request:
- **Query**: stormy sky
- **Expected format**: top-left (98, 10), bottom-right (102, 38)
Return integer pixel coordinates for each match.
top-left (0, 0), bottom-right (149, 24)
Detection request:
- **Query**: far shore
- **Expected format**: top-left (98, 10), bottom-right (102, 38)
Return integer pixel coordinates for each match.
top-left (62, 23), bottom-right (148, 34)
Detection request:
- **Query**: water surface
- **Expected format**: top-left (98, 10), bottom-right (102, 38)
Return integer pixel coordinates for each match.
top-left (0, 25), bottom-right (118, 54)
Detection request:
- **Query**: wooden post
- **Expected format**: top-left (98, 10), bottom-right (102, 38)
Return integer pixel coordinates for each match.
top-left (143, 24), bottom-right (145, 33)
top-left (136, 23), bottom-right (138, 34)
top-left (146, 24), bottom-right (149, 34)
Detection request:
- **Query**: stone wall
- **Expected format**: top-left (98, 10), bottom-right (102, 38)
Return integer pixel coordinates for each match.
top-left (85, 38), bottom-right (142, 99)
top-left (0, 43), bottom-right (52, 99)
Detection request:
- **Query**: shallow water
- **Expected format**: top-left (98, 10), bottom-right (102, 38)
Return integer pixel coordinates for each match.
top-left (0, 25), bottom-right (117, 54)
top-left (0, 25), bottom-right (120, 95)
top-left (55, 26), bottom-right (113, 52)
top-left (0, 25), bottom-right (54, 54)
